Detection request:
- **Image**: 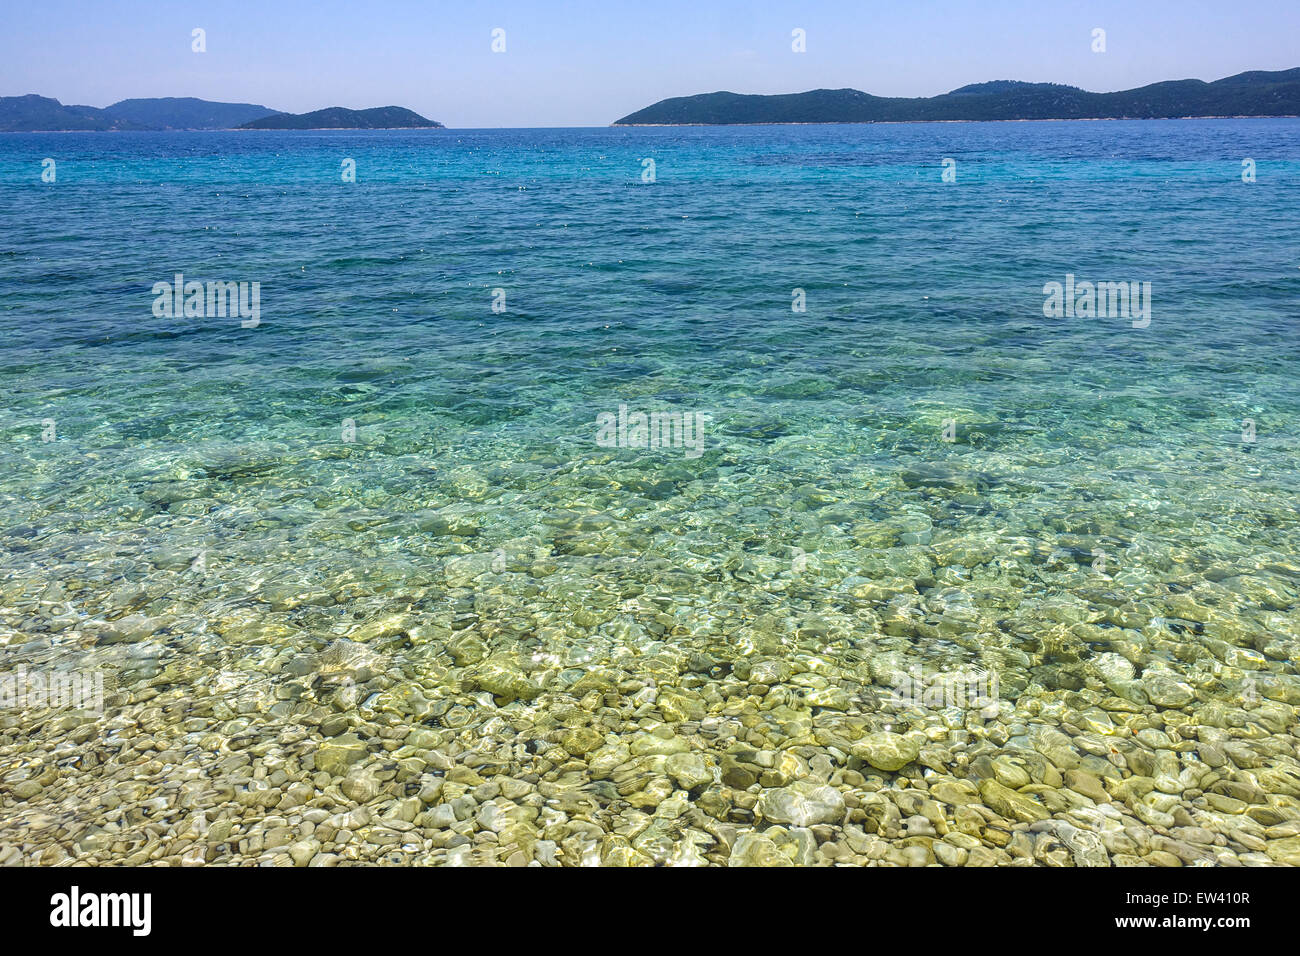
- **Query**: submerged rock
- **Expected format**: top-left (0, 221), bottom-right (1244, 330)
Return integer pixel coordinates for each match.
top-left (757, 780), bottom-right (845, 826)
top-left (979, 779), bottom-right (1050, 823)
top-left (314, 733), bottom-right (367, 777)
top-left (852, 732), bottom-right (920, 772)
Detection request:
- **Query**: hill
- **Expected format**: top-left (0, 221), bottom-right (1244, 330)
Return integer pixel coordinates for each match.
top-left (0, 96), bottom-right (438, 131)
top-left (0, 94), bottom-right (140, 131)
top-left (239, 106), bottom-right (442, 130)
top-left (105, 97), bottom-right (280, 129)
top-left (612, 68), bottom-right (1300, 125)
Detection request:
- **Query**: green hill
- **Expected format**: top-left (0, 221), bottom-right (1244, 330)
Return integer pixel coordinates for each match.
top-left (106, 97), bottom-right (280, 129)
top-left (613, 68), bottom-right (1300, 125)
top-left (239, 106), bottom-right (442, 130)
top-left (0, 94), bottom-right (139, 131)
top-left (0, 96), bottom-right (439, 131)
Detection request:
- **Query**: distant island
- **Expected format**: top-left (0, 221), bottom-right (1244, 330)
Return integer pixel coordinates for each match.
top-left (0, 95), bottom-right (280, 130)
top-left (612, 68), bottom-right (1300, 125)
top-left (239, 106), bottom-right (441, 130)
top-left (0, 95), bottom-right (441, 131)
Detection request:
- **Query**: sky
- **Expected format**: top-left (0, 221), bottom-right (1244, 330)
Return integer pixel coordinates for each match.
top-left (2, 1), bottom-right (1298, 127)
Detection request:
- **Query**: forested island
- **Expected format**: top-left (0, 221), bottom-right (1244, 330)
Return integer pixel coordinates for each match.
top-left (613, 68), bottom-right (1300, 125)
top-left (0, 96), bottom-right (441, 131)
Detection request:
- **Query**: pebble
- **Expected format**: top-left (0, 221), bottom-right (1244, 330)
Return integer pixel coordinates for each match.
top-left (979, 780), bottom-right (1051, 823)
top-left (5, 555), bottom-right (1298, 871)
top-left (757, 781), bottom-right (846, 827)
top-left (852, 732), bottom-right (921, 772)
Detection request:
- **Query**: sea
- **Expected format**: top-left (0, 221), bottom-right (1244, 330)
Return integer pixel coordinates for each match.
top-left (0, 120), bottom-right (1297, 866)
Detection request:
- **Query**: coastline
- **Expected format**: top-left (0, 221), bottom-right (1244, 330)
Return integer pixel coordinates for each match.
top-left (0, 126), bottom-right (446, 133)
top-left (7, 114), bottom-right (1298, 133)
top-left (610, 113), bottom-right (1300, 127)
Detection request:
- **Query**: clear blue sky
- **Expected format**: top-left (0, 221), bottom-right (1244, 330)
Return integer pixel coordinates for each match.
top-left (3, 0), bottom-right (1297, 127)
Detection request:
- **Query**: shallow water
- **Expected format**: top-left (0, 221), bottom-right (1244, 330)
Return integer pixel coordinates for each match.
top-left (1, 122), bottom-right (1298, 866)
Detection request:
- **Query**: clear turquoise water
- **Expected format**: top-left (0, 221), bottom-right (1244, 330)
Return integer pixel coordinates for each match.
top-left (1, 122), bottom-right (1298, 865)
